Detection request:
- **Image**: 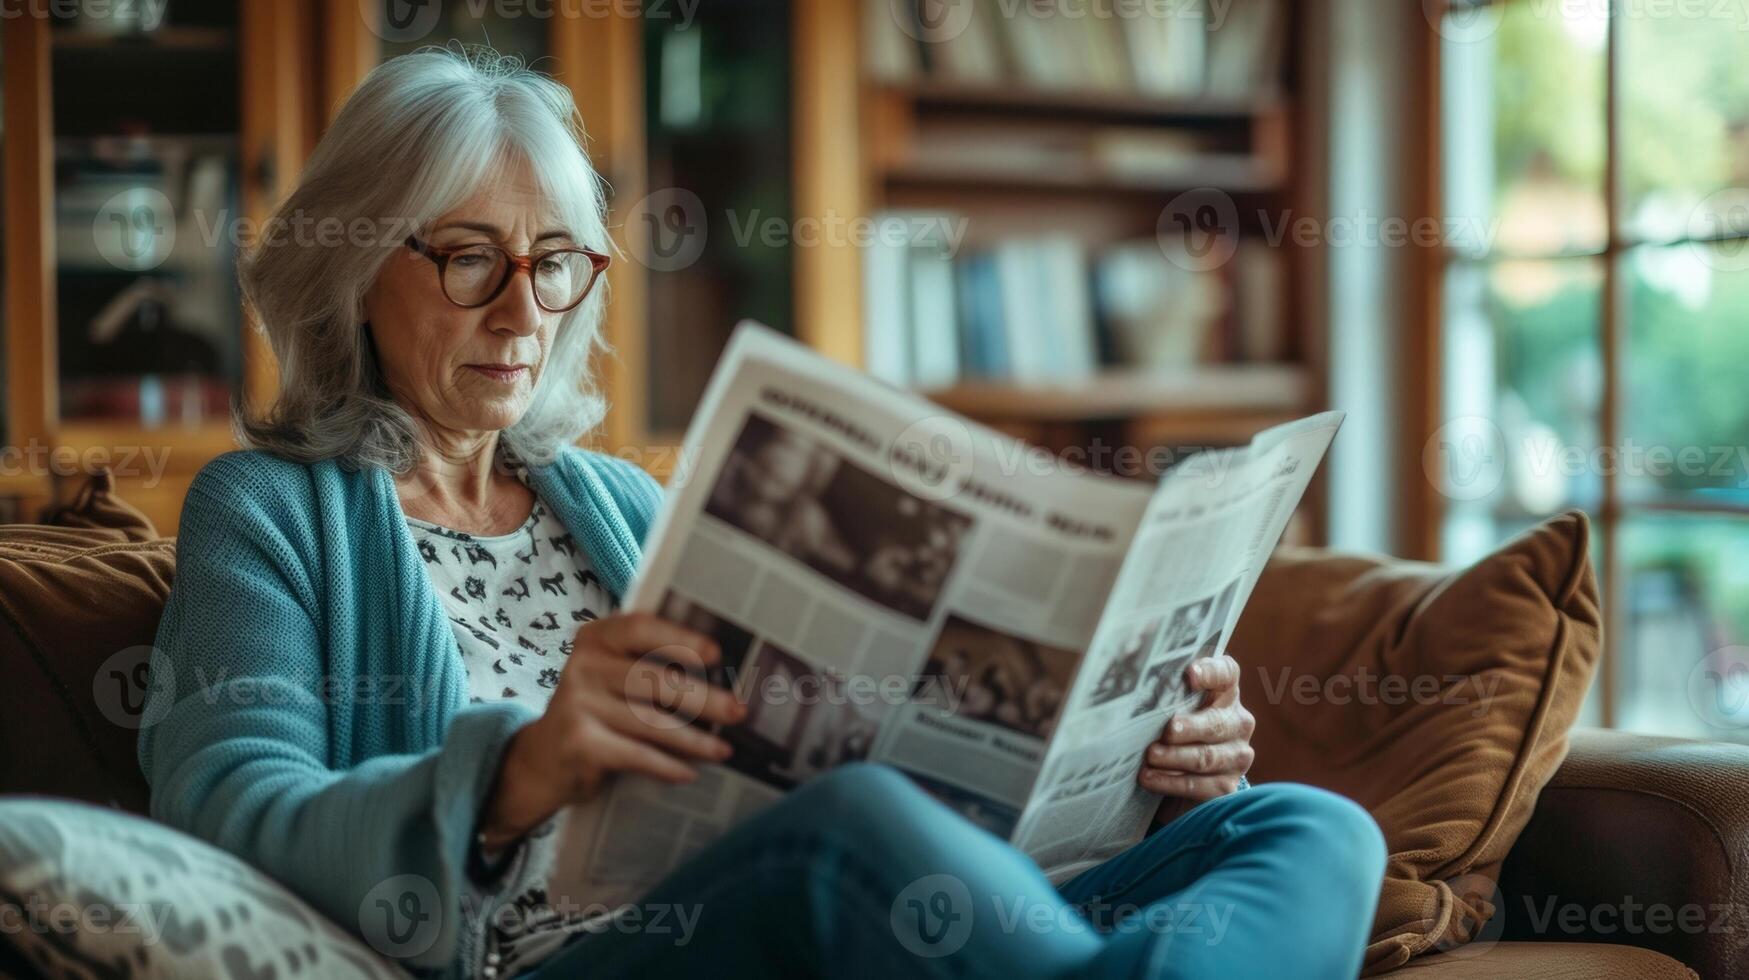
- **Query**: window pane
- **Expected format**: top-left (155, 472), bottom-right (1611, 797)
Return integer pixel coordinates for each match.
top-left (1622, 244), bottom-right (1749, 503)
top-left (1441, 1), bottom-right (1607, 257)
top-left (1620, 5), bottom-right (1749, 241)
top-left (1619, 513), bottom-right (1749, 741)
top-left (1440, 258), bottom-right (1603, 562)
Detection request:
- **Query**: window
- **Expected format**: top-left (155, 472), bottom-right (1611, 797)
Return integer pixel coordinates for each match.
top-left (1435, 1), bottom-right (1749, 739)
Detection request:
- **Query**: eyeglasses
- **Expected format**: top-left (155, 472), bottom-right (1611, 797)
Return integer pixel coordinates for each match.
top-left (404, 235), bottom-right (611, 313)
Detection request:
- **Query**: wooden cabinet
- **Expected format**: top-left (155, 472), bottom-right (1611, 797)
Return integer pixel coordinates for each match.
top-left (2, 0), bottom-right (306, 530)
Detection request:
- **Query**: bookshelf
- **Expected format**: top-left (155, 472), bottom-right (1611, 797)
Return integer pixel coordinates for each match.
top-left (857, 0), bottom-right (1323, 539)
top-left (1, 1), bottom-right (1325, 542)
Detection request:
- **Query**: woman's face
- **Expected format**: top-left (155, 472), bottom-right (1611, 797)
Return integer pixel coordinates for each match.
top-left (364, 156), bottom-right (568, 441)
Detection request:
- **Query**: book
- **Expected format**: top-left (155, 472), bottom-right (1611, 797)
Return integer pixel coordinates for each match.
top-left (556, 323), bottom-right (1343, 901)
top-left (861, 210), bottom-right (965, 387)
top-left (864, 0), bottom-right (920, 82)
top-left (1206, 0), bottom-right (1284, 98)
top-left (1093, 240), bottom-right (1228, 368)
top-left (908, 227), bottom-right (962, 387)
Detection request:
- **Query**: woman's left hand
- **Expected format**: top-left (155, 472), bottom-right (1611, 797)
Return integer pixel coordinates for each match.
top-left (1138, 654), bottom-right (1255, 824)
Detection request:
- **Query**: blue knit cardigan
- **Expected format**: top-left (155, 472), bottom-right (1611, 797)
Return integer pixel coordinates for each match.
top-left (136, 446), bottom-right (663, 979)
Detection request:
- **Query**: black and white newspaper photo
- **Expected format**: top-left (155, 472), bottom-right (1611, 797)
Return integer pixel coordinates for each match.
top-left (555, 322), bottom-right (1341, 904)
top-left (1010, 412), bottom-right (1344, 881)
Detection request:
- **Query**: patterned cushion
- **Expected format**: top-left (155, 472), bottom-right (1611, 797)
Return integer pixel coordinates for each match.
top-left (0, 798), bottom-right (407, 979)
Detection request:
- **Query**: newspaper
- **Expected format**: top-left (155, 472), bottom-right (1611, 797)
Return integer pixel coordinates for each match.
top-left (560, 321), bottom-right (1343, 902)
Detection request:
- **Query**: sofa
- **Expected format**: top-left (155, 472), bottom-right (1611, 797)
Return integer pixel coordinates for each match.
top-left (0, 471), bottom-right (1739, 979)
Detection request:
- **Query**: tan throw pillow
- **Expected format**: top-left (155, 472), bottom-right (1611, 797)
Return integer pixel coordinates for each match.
top-left (1226, 510), bottom-right (1602, 975)
top-left (0, 468), bottom-right (175, 814)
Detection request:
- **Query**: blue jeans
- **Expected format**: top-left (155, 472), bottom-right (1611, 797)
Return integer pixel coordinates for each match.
top-left (522, 763), bottom-right (1386, 980)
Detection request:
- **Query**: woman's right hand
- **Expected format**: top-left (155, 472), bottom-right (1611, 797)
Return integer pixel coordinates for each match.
top-left (477, 612), bottom-right (746, 847)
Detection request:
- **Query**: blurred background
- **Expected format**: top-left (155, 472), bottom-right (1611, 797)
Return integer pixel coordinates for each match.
top-left (1, 0), bottom-right (1747, 742)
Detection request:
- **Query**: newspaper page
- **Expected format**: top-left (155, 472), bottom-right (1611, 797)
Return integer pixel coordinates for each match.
top-left (560, 322), bottom-right (1161, 908)
top-left (1009, 412), bottom-right (1344, 882)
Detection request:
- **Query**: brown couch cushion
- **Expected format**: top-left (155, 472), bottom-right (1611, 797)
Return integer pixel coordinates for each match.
top-left (0, 469), bottom-right (174, 814)
top-left (1371, 941), bottom-right (1695, 980)
top-left (1228, 511), bottom-right (1602, 975)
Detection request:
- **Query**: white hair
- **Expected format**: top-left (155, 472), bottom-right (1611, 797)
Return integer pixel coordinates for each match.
top-left (235, 44), bottom-right (611, 473)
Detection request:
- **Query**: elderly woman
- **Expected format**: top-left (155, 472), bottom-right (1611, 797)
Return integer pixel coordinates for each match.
top-left (138, 48), bottom-right (1385, 980)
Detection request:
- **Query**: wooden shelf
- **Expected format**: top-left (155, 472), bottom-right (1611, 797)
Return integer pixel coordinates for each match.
top-left (917, 364), bottom-right (1311, 422)
top-left (881, 81), bottom-right (1286, 125)
top-left (882, 158), bottom-right (1282, 196)
top-left (52, 28), bottom-right (235, 51)
top-left (0, 471), bottom-right (50, 500)
top-left (54, 420), bottom-right (240, 474)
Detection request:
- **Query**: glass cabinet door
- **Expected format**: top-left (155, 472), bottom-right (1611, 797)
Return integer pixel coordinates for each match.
top-left (51, 0), bottom-right (241, 425)
top-left (640, 0), bottom-right (793, 436)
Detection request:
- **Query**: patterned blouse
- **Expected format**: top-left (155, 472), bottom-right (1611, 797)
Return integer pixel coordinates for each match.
top-left (406, 456), bottom-right (614, 972)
